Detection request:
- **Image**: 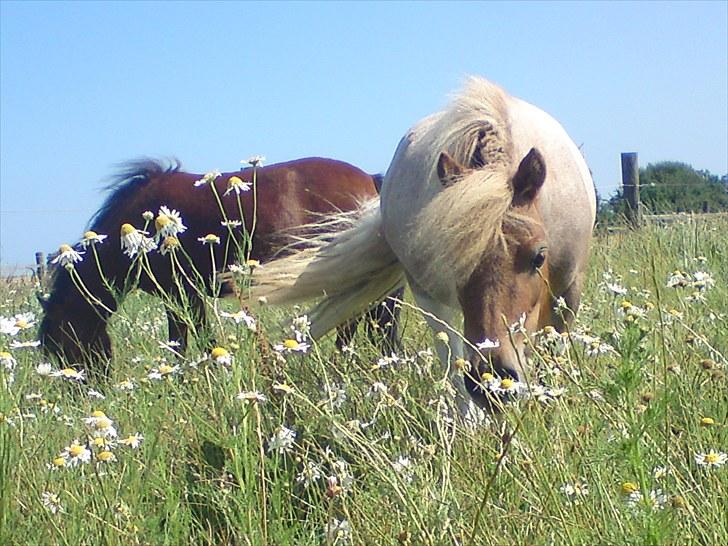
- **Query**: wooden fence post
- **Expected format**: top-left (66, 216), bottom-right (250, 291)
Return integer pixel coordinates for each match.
top-left (621, 152), bottom-right (641, 227)
top-left (35, 252), bottom-right (46, 283)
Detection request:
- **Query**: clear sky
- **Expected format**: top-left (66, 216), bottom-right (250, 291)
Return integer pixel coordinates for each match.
top-left (1, 1), bottom-right (726, 272)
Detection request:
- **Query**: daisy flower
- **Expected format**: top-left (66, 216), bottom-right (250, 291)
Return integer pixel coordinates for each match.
top-left (35, 363), bottom-right (52, 375)
top-left (61, 439), bottom-right (92, 467)
top-left (272, 382), bottom-right (294, 395)
top-left (490, 376), bottom-right (527, 397)
top-left (119, 433), bottom-right (144, 449)
top-left (96, 450), bottom-right (116, 463)
top-left (224, 175), bottom-right (252, 196)
top-left (0, 312), bottom-right (36, 336)
top-left (51, 244), bottom-right (84, 268)
top-left (560, 480), bottom-right (589, 502)
top-left (41, 492), bottom-right (63, 514)
top-left (9, 340), bottom-right (41, 349)
top-left (695, 449), bottom-right (727, 468)
top-left (198, 234), bottom-right (221, 245)
top-left (193, 170), bottom-right (221, 187)
top-left (80, 230), bottom-right (107, 248)
top-left (159, 235), bottom-right (181, 255)
top-left (154, 206), bottom-right (187, 240)
top-left (219, 310), bottom-right (257, 331)
top-left (0, 352), bottom-right (16, 370)
top-left (84, 411), bottom-right (117, 439)
top-left (147, 363), bottom-right (180, 380)
top-left (273, 338), bottom-right (310, 354)
top-left (236, 391), bottom-right (267, 404)
top-left (627, 489), bottom-right (668, 512)
top-left (120, 224), bottom-right (156, 257)
top-left (115, 378), bottom-right (136, 391)
top-left (267, 426), bottom-right (296, 454)
top-left (244, 155), bottom-right (265, 167)
top-left (50, 367), bottom-right (86, 382)
top-left (210, 347), bottom-right (233, 366)
top-left (476, 338), bottom-right (500, 350)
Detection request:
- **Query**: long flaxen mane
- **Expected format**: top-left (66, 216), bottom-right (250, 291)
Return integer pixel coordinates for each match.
top-left (410, 77), bottom-right (523, 286)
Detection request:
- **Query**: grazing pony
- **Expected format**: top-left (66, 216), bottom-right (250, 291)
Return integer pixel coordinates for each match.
top-left (39, 157), bottom-right (399, 374)
top-left (237, 78), bottom-right (596, 414)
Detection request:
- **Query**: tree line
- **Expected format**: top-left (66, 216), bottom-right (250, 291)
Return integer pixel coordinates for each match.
top-left (597, 162), bottom-right (728, 224)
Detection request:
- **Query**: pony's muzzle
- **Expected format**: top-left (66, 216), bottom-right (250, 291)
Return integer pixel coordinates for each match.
top-left (463, 347), bottom-right (523, 411)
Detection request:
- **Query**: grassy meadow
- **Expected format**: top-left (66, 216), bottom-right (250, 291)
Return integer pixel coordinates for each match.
top-left (0, 216), bottom-right (726, 546)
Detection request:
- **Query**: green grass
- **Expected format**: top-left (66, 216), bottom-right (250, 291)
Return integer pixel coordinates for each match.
top-left (1, 217), bottom-right (726, 546)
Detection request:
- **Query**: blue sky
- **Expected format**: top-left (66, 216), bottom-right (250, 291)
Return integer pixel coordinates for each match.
top-left (1, 1), bottom-right (726, 272)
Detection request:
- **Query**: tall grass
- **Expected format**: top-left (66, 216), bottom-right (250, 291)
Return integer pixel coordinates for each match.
top-left (0, 217), bottom-right (726, 545)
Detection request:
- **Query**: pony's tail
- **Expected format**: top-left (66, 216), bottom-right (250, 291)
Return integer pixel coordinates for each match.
top-left (243, 198), bottom-right (405, 339)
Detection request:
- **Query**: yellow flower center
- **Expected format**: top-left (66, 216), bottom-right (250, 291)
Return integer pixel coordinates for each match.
top-left (246, 259), bottom-right (260, 268)
top-left (621, 300), bottom-right (632, 309)
top-left (120, 223), bottom-right (136, 236)
top-left (481, 372), bottom-right (494, 382)
top-left (14, 319), bottom-right (28, 329)
top-left (228, 176), bottom-right (245, 187)
top-left (283, 339), bottom-right (299, 349)
top-left (501, 378), bottom-right (515, 390)
top-left (53, 457), bottom-right (66, 467)
top-left (0, 352), bottom-right (11, 359)
top-left (158, 364), bottom-right (174, 375)
top-left (90, 410), bottom-right (106, 418)
top-left (543, 326), bottom-right (555, 335)
top-left (705, 453), bottom-right (719, 464)
top-left (60, 368), bottom-right (78, 377)
top-left (68, 444), bottom-right (84, 458)
top-left (700, 417), bottom-right (715, 426)
top-left (203, 234), bottom-right (219, 243)
top-left (97, 451), bottom-right (114, 462)
top-left (621, 482), bottom-right (639, 494)
top-left (163, 236), bottom-right (179, 248)
top-left (155, 214), bottom-right (171, 230)
top-left (58, 244), bottom-right (73, 254)
top-left (669, 309), bottom-right (680, 316)
top-left (95, 417), bottom-right (112, 430)
top-left (92, 437), bottom-right (106, 447)
top-left (211, 347), bottom-right (229, 359)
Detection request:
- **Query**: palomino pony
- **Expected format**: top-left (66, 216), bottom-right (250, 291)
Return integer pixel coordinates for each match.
top-left (39, 157), bottom-right (400, 374)
top-left (237, 78), bottom-right (596, 414)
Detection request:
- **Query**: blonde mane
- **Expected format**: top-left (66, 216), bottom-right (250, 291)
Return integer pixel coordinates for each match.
top-left (410, 77), bottom-right (520, 286)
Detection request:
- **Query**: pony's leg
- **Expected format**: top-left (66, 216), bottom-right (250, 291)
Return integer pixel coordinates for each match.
top-left (365, 287), bottom-right (404, 355)
top-left (335, 318), bottom-right (361, 351)
top-left (551, 272), bottom-right (585, 331)
top-left (407, 282), bottom-right (471, 417)
top-left (166, 308), bottom-right (189, 353)
top-left (164, 291), bottom-right (209, 354)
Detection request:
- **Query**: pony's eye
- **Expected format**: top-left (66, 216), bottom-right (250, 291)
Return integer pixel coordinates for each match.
top-left (532, 249), bottom-right (546, 270)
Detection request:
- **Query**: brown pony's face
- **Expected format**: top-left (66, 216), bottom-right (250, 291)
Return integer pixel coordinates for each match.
top-left (438, 147), bottom-right (550, 408)
top-left (38, 294), bottom-right (112, 372)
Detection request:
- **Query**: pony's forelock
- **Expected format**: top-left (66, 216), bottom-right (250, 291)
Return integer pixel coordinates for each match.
top-left (411, 77), bottom-right (520, 285)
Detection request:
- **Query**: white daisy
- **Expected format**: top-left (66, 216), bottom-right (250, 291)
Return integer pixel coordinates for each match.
top-left (193, 170), bottom-right (221, 187)
top-left (223, 175), bottom-right (252, 196)
top-left (695, 449), bottom-right (727, 468)
top-left (51, 244), bottom-right (84, 268)
top-left (154, 206), bottom-right (187, 240)
top-left (79, 230), bottom-right (108, 248)
top-left (267, 426), bottom-right (296, 454)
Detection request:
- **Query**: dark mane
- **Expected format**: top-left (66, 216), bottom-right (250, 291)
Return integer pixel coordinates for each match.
top-left (88, 158), bottom-right (182, 229)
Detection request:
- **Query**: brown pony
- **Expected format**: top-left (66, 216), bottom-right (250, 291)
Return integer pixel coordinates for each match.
top-left (39, 157), bottom-right (400, 374)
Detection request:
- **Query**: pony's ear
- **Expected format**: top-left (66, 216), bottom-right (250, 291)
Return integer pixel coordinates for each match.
top-left (511, 148), bottom-right (546, 206)
top-left (437, 152), bottom-right (467, 187)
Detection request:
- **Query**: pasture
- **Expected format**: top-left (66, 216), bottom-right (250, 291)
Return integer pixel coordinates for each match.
top-left (0, 216), bottom-right (726, 545)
